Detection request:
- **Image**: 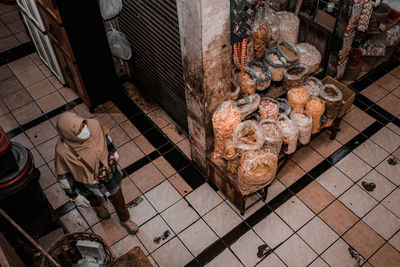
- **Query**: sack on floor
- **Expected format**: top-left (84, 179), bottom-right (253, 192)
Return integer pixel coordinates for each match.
top-left (100, 0), bottom-right (122, 20)
top-left (107, 28), bottom-right (132, 60)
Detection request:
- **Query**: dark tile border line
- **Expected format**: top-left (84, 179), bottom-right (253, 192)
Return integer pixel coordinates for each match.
top-left (186, 85), bottom-right (396, 266)
top-left (6, 98), bottom-right (83, 139)
top-left (0, 41), bottom-right (35, 66)
top-left (113, 93), bottom-right (206, 190)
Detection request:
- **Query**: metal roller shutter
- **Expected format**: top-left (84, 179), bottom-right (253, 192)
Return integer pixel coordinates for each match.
top-left (119, 0), bottom-right (188, 132)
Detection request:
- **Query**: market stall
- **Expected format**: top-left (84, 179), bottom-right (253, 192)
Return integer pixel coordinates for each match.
top-left (209, 1), bottom-right (355, 215)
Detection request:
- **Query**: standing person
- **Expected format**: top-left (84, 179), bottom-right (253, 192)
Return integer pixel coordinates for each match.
top-left (54, 111), bottom-right (138, 234)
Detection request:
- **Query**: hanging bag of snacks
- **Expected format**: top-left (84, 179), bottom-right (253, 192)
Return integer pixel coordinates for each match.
top-left (283, 64), bottom-right (309, 91)
top-left (290, 109), bottom-right (312, 145)
top-left (296, 43), bottom-right (321, 73)
top-left (252, 8), bottom-right (268, 59)
top-left (212, 101), bottom-right (241, 159)
top-left (276, 11), bottom-right (300, 44)
top-left (233, 38), bottom-right (254, 70)
top-left (260, 119), bottom-right (282, 155)
top-left (277, 114), bottom-right (299, 154)
top-left (358, 0), bottom-right (373, 32)
top-left (305, 97), bottom-right (325, 134)
top-left (263, 5), bottom-right (280, 48)
top-left (304, 77), bottom-right (323, 97)
top-left (100, 0), bottom-right (122, 20)
top-left (246, 60), bottom-right (272, 91)
top-left (277, 41), bottom-right (299, 66)
top-left (258, 97), bottom-right (279, 121)
top-left (264, 49), bottom-right (287, 82)
top-left (319, 84), bottom-right (343, 126)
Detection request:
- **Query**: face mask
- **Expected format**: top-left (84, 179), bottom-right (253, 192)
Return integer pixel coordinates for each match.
top-left (77, 124), bottom-right (90, 140)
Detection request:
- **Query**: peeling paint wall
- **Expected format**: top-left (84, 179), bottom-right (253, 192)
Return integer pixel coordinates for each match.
top-left (177, 0), bottom-right (231, 172)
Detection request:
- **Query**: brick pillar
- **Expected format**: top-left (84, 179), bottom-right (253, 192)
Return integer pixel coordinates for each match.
top-left (177, 0), bottom-right (232, 172)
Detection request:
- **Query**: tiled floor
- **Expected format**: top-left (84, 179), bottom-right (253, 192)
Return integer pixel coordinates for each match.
top-left (2, 26), bottom-right (400, 266)
top-left (0, 3), bottom-right (30, 52)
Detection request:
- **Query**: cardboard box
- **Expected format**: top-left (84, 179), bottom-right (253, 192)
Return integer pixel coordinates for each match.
top-left (322, 76), bottom-right (355, 118)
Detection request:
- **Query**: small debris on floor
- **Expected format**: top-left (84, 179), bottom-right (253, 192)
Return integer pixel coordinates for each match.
top-left (361, 181), bottom-right (376, 192)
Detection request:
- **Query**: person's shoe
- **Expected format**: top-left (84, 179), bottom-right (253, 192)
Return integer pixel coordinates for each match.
top-left (93, 205), bottom-right (111, 219)
top-left (121, 219), bottom-right (139, 234)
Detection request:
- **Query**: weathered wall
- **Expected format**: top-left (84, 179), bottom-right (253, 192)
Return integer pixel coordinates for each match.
top-left (177, 0), bottom-right (231, 172)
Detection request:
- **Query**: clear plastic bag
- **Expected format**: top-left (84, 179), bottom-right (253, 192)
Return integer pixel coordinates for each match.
top-left (277, 40), bottom-right (299, 65)
top-left (287, 87), bottom-right (309, 110)
top-left (236, 94), bottom-right (261, 120)
top-left (258, 97), bottom-right (279, 121)
top-left (260, 119), bottom-right (282, 155)
top-left (264, 5), bottom-right (280, 48)
top-left (296, 43), bottom-right (321, 73)
top-left (305, 97), bottom-right (325, 134)
top-left (276, 11), bottom-right (300, 44)
top-left (212, 101), bottom-right (242, 159)
top-left (290, 109), bottom-right (312, 145)
top-left (107, 27), bottom-right (132, 60)
top-left (246, 60), bottom-right (271, 91)
top-left (264, 49), bottom-right (287, 82)
top-left (304, 77), bottom-right (323, 97)
top-left (238, 148), bottom-right (278, 186)
top-left (283, 64), bottom-right (309, 91)
top-left (252, 7), bottom-right (268, 59)
top-left (278, 114), bottom-right (298, 154)
top-left (237, 71), bottom-right (256, 98)
top-left (233, 120), bottom-right (265, 151)
top-left (320, 84), bottom-right (343, 119)
top-left (100, 0), bottom-right (122, 20)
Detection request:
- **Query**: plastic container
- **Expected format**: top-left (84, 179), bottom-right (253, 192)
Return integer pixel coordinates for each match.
top-left (258, 97), bottom-right (279, 121)
top-left (343, 49), bottom-right (365, 81)
top-left (287, 87), bottom-right (309, 110)
top-left (320, 83), bottom-right (343, 119)
top-left (260, 119), bottom-right (282, 155)
top-left (212, 101), bottom-right (242, 159)
top-left (277, 98), bottom-right (291, 115)
top-left (304, 77), bottom-right (323, 97)
top-left (372, 3), bottom-right (391, 20)
top-left (246, 60), bottom-right (272, 91)
top-left (283, 64), bottom-right (309, 91)
top-left (264, 48), bottom-right (287, 82)
top-left (277, 41), bottom-right (299, 66)
top-left (290, 110), bottom-right (312, 145)
top-left (277, 114), bottom-right (298, 154)
top-left (305, 97), bottom-right (325, 134)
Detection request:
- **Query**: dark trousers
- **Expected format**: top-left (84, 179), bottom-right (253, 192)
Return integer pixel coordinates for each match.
top-left (86, 188), bottom-right (130, 222)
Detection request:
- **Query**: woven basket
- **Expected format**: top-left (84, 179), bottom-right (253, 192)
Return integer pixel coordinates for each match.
top-left (40, 232), bottom-right (114, 267)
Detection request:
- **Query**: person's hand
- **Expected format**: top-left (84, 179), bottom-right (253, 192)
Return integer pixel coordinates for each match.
top-left (72, 194), bottom-right (90, 208)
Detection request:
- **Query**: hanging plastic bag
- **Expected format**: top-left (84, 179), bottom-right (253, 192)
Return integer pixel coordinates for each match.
top-left (107, 25), bottom-right (132, 60)
top-left (252, 7), bottom-right (268, 59)
top-left (100, 0), bottom-right (122, 20)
